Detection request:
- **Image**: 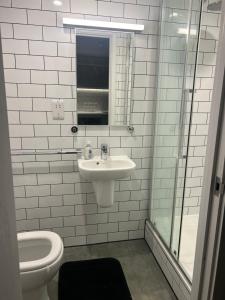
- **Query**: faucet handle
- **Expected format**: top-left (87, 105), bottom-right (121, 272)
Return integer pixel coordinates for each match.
top-left (101, 143), bottom-right (108, 153)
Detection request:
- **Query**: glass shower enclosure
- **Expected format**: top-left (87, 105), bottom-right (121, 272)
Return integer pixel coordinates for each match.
top-left (149, 0), bottom-right (202, 280)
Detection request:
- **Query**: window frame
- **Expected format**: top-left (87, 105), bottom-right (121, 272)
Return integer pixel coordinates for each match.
top-left (75, 28), bottom-right (116, 126)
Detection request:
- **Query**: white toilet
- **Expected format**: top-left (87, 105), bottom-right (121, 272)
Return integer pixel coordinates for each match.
top-left (17, 231), bottom-right (64, 300)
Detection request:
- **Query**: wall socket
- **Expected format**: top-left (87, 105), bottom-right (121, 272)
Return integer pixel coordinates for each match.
top-left (51, 99), bottom-right (64, 120)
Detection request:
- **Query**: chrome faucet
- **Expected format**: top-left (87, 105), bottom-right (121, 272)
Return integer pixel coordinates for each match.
top-left (101, 144), bottom-right (108, 160)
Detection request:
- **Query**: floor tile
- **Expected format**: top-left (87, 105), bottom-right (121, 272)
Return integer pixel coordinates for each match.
top-left (48, 239), bottom-right (177, 300)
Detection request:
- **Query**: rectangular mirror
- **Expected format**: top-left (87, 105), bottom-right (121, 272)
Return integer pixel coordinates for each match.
top-left (75, 29), bottom-right (134, 126)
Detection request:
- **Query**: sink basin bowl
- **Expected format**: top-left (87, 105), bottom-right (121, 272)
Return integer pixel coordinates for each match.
top-left (78, 156), bottom-right (136, 207)
top-left (78, 156), bottom-right (136, 181)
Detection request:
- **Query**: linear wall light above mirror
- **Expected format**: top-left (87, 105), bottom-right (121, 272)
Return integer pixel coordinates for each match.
top-left (63, 18), bottom-right (144, 32)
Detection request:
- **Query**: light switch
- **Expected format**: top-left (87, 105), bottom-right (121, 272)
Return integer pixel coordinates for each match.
top-left (51, 99), bottom-right (64, 120)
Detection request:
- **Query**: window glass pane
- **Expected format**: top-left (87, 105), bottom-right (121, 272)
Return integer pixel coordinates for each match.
top-left (76, 36), bottom-right (109, 89)
top-left (76, 35), bottom-right (109, 125)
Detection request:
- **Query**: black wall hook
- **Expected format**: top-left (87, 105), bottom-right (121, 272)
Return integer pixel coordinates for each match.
top-left (71, 126), bottom-right (78, 133)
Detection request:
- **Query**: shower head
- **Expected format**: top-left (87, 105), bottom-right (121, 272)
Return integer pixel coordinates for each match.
top-left (206, 0), bottom-right (222, 11)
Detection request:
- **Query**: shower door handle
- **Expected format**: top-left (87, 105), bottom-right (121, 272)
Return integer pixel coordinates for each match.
top-left (177, 88), bottom-right (191, 160)
top-left (214, 159), bottom-right (225, 197)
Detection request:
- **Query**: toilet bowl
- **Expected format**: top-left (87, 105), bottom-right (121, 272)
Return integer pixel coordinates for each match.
top-left (17, 231), bottom-right (64, 300)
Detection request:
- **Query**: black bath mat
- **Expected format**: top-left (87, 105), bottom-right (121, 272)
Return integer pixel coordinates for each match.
top-left (58, 257), bottom-right (132, 300)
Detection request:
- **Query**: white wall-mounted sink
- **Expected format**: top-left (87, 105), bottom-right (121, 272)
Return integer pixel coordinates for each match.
top-left (78, 156), bottom-right (136, 180)
top-left (78, 156), bottom-right (136, 207)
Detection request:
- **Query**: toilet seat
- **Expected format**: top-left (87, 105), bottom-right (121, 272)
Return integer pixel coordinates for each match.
top-left (18, 231), bottom-right (63, 272)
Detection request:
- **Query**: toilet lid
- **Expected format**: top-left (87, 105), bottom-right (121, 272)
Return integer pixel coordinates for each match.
top-left (18, 231), bottom-right (63, 272)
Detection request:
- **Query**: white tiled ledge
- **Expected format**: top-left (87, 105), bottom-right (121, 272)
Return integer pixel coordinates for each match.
top-left (145, 220), bottom-right (191, 300)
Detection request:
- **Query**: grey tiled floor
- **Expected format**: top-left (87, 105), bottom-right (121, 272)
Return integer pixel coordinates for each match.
top-left (48, 239), bottom-right (177, 300)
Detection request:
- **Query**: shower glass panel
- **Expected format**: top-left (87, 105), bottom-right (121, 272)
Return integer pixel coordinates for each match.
top-left (171, 0), bottom-right (202, 259)
top-left (150, 0), bottom-right (202, 258)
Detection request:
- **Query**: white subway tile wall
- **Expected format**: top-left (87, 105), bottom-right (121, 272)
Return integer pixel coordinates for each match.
top-left (1, 0), bottom-right (160, 246)
top-left (1, 0), bottom-right (219, 249)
